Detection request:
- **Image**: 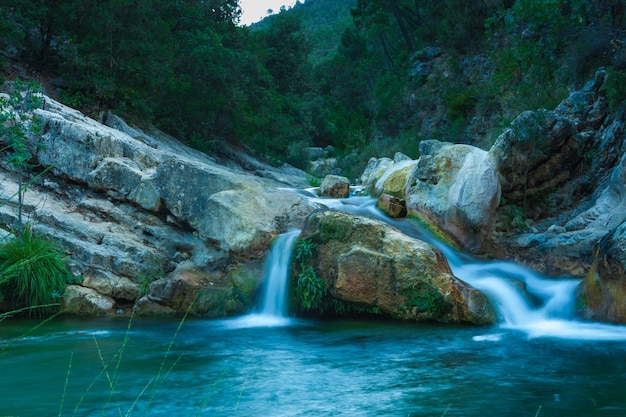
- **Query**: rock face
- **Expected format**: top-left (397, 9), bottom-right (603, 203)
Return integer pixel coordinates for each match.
top-left (488, 70), bottom-right (626, 323)
top-left (0, 94), bottom-right (316, 316)
top-left (299, 210), bottom-right (496, 324)
top-left (405, 141), bottom-right (501, 251)
top-left (359, 69), bottom-right (626, 323)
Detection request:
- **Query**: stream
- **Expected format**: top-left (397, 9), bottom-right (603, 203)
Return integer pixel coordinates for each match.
top-left (1, 195), bottom-right (626, 416)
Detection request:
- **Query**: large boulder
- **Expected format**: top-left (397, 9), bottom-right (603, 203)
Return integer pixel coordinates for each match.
top-left (299, 210), bottom-right (496, 324)
top-left (359, 157), bottom-right (394, 187)
top-left (137, 262), bottom-right (263, 317)
top-left (404, 140), bottom-right (501, 252)
top-left (372, 158), bottom-right (417, 198)
top-left (319, 174), bottom-right (350, 198)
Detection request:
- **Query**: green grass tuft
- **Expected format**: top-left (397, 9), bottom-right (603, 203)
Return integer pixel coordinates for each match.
top-left (0, 229), bottom-right (71, 317)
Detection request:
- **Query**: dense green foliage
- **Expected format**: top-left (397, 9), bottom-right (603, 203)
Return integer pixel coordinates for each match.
top-left (293, 238), bottom-right (326, 311)
top-left (1, 0), bottom-right (625, 172)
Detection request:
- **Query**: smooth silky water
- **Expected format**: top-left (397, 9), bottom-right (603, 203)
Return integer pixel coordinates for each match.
top-left (2, 195), bottom-right (626, 416)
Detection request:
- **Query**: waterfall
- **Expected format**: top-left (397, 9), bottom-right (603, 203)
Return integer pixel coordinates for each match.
top-left (313, 195), bottom-right (626, 340)
top-left (259, 229), bottom-right (301, 317)
top-left (225, 229), bottom-right (300, 328)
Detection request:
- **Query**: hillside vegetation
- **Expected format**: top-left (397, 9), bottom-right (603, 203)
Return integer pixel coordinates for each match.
top-left (1, 0), bottom-right (625, 178)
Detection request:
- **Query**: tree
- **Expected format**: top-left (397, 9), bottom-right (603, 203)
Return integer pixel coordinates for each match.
top-left (0, 81), bottom-right (43, 234)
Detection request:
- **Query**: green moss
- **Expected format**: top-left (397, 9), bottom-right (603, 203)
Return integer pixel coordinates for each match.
top-left (319, 216), bottom-right (351, 242)
top-left (406, 213), bottom-right (461, 251)
top-left (403, 283), bottom-right (450, 317)
top-left (228, 264), bottom-right (261, 306)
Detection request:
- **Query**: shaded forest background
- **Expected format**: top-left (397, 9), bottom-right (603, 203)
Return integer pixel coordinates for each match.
top-left (1, 0), bottom-right (626, 180)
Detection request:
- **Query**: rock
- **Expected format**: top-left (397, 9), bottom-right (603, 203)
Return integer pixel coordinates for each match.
top-left (405, 140), bottom-right (501, 251)
top-left (359, 157), bottom-right (394, 187)
top-left (63, 285), bottom-right (115, 315)
top-left (134, 296), bottom-right (176, 316)
top-left (372, 159), bottom-right (417, 197)
top-left (202, 188), bottom-right (313, 254)
top-left (576, 223), bottom-right (626, 324)
top-left (0, 94), bottom-right (315, 317)
top-left (144, 262), bottom-right (263, 317)
top-left (319, 174), bottom-right (350, 198)
top-left (376, 194), bottom-right (407, 218)
top-left (305, 147), bottom-right (325, 160)
top-left (309, 158), bottom-right (337, 178)
top-left (488, 109), bottom-right (579, 204)
top-left (488, 69), bottom-right (624, 280)
top-left (82, 270), bottom-right (140, 301)
top-left (299, 210), bottom-right (496, 324)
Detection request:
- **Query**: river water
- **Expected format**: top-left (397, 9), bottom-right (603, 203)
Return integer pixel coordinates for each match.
top-left (1, 316), bottom-right (626, 416)
top-left (2, 194), bottom-right (626, 416)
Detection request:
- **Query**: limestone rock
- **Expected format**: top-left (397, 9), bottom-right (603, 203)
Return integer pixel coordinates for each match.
top-left (576, 223), bottom-right (626, 324)
top-left (376, 194), bottom-right (407, 218)
top-left (372, 159), bottom-right (417, 197)
top-left (0, 94), bottom-right (315, 317)
top-left (63, 285), bottom-right (115, 315)
top-left (144, 262), bottom-right (262, 317)
top-left (488, 109), bottom-right (578, 203)
top-left (405, 140), bottom-right (501, 251)
top-left (319, 174), bottom-right (350, 198)
top-left (82, 270), bottom-right (140, 301)
top-left (359, 157), bottom-right (393, 187)
top-left (300, 210), bottom-right (496, 324)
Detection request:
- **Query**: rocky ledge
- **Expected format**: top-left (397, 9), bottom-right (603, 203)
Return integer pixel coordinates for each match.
top-left (0, 92), bottom-right (317, 316)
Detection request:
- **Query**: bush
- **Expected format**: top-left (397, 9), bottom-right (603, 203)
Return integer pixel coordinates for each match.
top-left (0, 230), bottom-right (72, 317)
top-left (605, 68), bottom-right (626, 112)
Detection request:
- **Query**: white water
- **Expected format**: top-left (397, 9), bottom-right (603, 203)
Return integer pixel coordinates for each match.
top-left (226, 229), bottom-right (301, 328)
top-left (299, 193), bottom-right (626, 341)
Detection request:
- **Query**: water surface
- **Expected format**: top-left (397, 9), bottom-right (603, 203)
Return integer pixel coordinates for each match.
top-left (1, 317), bottom-right (625, 416)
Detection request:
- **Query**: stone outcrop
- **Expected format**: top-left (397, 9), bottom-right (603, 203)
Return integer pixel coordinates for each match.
top-left (405, 141), bottom-right (501, 251)
top-left (366, 142), bottom-right (501, 252)
top-left (0, 93), bottom-right (316, 316)
top-left (299, 210), bottom-right (496, 324)
top-left (319, 174), bottom-right (350, 198)
top-left (488, 70), bottom-right (626, 323)
top-left (359, 69), bottom-right (626, 323)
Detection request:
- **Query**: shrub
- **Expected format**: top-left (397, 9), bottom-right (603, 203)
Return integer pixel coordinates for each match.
top-left (605, 68), bottom-right (626, 112)
top-left (0, 229), bottom-right (72, 317)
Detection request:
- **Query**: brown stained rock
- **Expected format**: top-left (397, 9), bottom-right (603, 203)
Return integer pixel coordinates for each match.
top-left (376, 194), bottom-right (407, 218)
top-left (301, 210), bottom-right (496, 324)
top-left (319, 174), bottom-right (350, 198)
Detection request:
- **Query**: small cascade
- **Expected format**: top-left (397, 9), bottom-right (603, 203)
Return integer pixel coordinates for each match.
top-left (259, 229), bottom-right (301, 317)
top-left (225, 229), bottom-right (300, 328)
top-left (320, 196), bottom-right (626, 340)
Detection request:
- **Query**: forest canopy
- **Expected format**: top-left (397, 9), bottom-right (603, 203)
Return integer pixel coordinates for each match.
top-left (1, 0), bottom-right (625, 174)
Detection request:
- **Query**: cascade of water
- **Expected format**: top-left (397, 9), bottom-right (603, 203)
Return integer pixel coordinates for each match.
top-left (259, 229), bottom-right (301, 317)
top-left (225, 229), bottom-right (300, 328)
top-left (317, 195), bottom-right (626, 340)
